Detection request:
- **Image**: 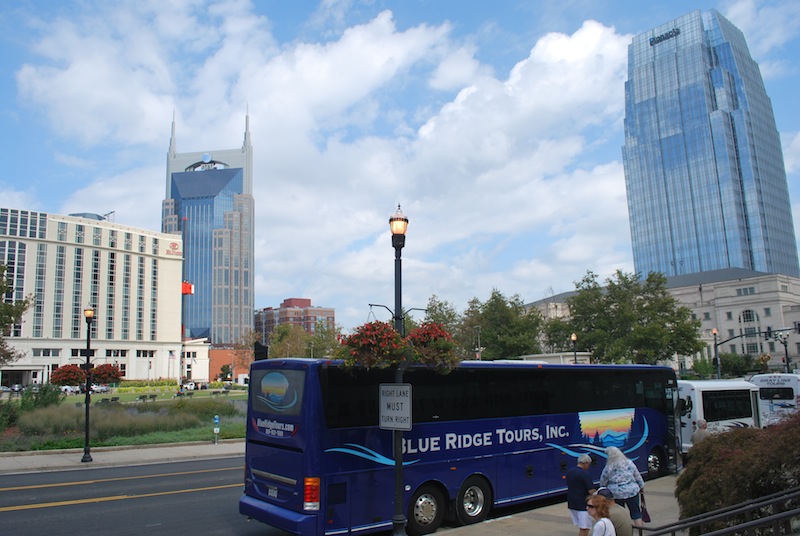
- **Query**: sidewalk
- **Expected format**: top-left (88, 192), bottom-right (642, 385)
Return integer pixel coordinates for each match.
top-left (442, 474), bottom-right (681, 535)
top-left (0, 439), bottom-right (245, 475)
top-left (0, 441), bottom-right (682, 535)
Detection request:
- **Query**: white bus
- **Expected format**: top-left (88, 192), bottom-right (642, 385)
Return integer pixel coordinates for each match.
top-left (749, 373), bottom-right (800, 426)
top-left (676, 380), bottom-right (760, 455)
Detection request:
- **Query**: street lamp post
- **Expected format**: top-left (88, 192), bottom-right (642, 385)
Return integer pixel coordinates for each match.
top-left (389, 204), bottom-right (408, 536)
top-left (82, 307), bottom-right (95, 463)
top-left (712, 328), bottom-right (720, 379)
top-left (475, 326), bottom-right (482, 360)
top-left (570, 333), bottom-right (577, 364)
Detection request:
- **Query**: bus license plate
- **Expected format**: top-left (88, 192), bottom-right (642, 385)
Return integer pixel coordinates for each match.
top-left (268, 486), bottom-right (278, 499)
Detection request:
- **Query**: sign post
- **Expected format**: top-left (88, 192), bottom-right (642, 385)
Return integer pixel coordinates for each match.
top-left (379, 383), bottom-right (412, 431)
top-left (213, 414), bottom-right (220, 445)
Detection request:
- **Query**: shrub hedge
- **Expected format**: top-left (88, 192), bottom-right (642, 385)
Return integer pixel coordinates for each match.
top-left (676, 411), bottom-right (800, 531)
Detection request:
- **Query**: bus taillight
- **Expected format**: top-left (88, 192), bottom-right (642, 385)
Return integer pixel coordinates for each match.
top-left (304, 477), bottom-right (320, 510)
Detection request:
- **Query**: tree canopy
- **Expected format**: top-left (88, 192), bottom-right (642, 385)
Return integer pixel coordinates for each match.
top-left (566, 270), bottom-right (704, 364)
top-left (0, 263), bottom-right (33, 365)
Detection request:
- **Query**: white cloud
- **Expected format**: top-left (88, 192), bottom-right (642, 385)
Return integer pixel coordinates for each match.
top-left (11, 2), bottom-right (637, 328)
top-left (723, 0), bottom-right (800, 59)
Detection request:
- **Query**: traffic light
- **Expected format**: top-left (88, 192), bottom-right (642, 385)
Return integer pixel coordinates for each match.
top-left (766, 327), bottom-right (773, 338)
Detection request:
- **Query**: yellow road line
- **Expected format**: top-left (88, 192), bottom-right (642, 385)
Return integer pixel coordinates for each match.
top-left (0, 466), bottom-right (240, 492)
top-left (0, 483), bottom-right (242, 512)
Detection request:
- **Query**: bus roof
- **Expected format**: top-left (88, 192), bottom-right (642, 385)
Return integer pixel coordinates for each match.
top-left (252, 358), bottom-right (674, 372)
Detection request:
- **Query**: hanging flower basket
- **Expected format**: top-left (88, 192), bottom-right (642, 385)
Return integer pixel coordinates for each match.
top-left (337, 321), bottom-right (409, 369)
top-left (337, 321), bottom-right (459, 372)
top-left (407, 323), bottom-right (459, 370)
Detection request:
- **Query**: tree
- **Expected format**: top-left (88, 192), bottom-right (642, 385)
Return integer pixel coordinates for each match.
top-left (50, 364), bottom-right (85, 385)
top-left (0, 263), bottom-right (33, 365)
top-left (219, 364), bottom-right (232, 381)
top-left (541, 317), bottom-right (575, 353)
top-left (92, 363), bottom-right (122, 384)
top-left (424, 295), bottom-right (461, 333)
top-left (307, 321), bottom-right (342, 358)
top-left (567, 270), bottom-right (704, 364)
top-left (456, 289), bottom-right (542, 360)
top-left (233, 329), bottom-right (261, 371)
top-left (269, 324), bottom-right (310, 358)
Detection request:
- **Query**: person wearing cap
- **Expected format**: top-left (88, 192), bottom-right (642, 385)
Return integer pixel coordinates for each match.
top-left (595, 487), bottom-right (633, 536)
top-left (566, 453), bottom-right (596, 536)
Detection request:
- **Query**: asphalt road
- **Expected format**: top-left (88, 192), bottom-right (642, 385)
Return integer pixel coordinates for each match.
top-left (0, 457), bottom-right (287, 536)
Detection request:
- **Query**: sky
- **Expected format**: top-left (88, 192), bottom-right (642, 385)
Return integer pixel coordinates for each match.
top-left (2, 0), bottom-right (800, 333)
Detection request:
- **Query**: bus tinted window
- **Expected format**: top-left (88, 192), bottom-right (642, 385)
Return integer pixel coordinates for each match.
top-left (759, 387), bottom-right (793, 401)
top-left (321, 366), bottom-right (672, 428)
top-left (702, 390), bottom-right (753, 422)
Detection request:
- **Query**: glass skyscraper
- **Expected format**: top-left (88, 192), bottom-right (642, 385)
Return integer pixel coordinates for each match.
top-left (162, 115), bottom-right (255, 344)
top-left (623, 9), bottom-right (799, 278)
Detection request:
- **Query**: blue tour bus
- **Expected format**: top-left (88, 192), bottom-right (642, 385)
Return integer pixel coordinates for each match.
top-left (240, 358), bottom-right (679, 535)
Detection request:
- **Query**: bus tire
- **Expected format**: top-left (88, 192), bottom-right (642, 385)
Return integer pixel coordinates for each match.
top-left (647, 447), bottom-right (665, 478)
top-left (455, 475), bottom-right (492, 526)
top-left (407, 484), bottom-right (445, 536)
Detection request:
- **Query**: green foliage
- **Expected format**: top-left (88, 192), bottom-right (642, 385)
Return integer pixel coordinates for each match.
top-left (691, 358), bottom-right (715, 379)
top-left (50, 364), bottom-right (85, 385)
top-left (542, 317), bottom-right (575, 353)
top-left (93, 363), bottom-right (122, 384)
top-left (0, 263), bottom-right (34, 365)
top-left (5, 398), bottom-right (245, 451)
top-left (477, 290), bottom-right (543, 360)
top-left (269, 324), bottom-right (310, 357)
top-left (0, 400), bottom-right (19, 429)
top-left (676, 412), bottom-right (800, 530)
top-left (219, 364), bottom-right (232, 380)
top-left (19, 384), bottom-right (64, 411)
top-left (567, 270), bottom-right (704, 364)
top-left (720, 352), bottom-right (754, 377)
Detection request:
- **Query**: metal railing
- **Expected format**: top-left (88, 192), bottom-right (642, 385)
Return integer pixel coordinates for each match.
top-left (635, 485), bottom-right (800, 536)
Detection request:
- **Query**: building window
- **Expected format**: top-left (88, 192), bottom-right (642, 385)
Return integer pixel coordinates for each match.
top-left (93, 227), bottom-right (102, 246)
top-left (764, 307), bottom-right (771, 317)
top-left (768, 342), bottom-right (776, 352)
top-left (57, 222), bottom-right (67, 242)
top-left (726, 312), bottom-right (733, 320)
top-left (703, 312), bottom-right (711, 320)
top-left (75, 224), bottom-right (84, 244)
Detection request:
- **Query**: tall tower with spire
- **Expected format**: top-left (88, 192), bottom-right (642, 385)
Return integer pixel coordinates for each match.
top-left (162, 115), bottom-right (254, 347)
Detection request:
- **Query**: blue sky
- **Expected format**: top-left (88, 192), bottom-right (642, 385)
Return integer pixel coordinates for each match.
top-left (2, 0), bottom-right (800, 331)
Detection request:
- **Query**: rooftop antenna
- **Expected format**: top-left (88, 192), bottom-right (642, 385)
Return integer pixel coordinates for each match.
top-left (102, 211), bottom-right (116, 222)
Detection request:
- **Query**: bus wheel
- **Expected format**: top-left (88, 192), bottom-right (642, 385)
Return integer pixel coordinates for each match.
top-left (407, 484), bottom-right (445, 536)
top-left (455, 475), bottom-right (492, 525)
top-left (647, 447), bottom-right (665, 477)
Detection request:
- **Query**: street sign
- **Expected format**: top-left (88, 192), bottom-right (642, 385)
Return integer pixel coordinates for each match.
top-left (379, 383), bottom-right (412, 431)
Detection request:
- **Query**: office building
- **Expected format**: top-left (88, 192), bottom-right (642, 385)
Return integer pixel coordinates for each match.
top-left (622, 9), bottom-right (800, 278)
top-left (0, 208), bottom-right (208, 385)
top-left (162, 114), bottom-right (255, 344)
top-left (255, 298), bottom-right (336, 344)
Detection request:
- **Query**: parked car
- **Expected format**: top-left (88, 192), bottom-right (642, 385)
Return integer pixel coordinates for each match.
top-left (182, 382), bottom-right (195, 391)
top-left (10, 384), bottom-right (23, 393)
top-left (0, 385), bottom-right (11, 394)
top-left (92, 384), bottom-right (110, 393)
top-left (60, 385), bottom-right (75, 395)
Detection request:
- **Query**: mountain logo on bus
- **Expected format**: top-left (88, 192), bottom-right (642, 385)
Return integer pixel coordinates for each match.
top-left (256, 372), bottom-right (298, 412)
top-left (548, 408), bottom-right (648, 461)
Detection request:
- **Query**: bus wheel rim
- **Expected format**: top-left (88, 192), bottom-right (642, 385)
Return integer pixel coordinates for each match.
top-left (413, 493), bottom-right (438, 525)
top-left (462, 486), bottom-right (485, 516)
